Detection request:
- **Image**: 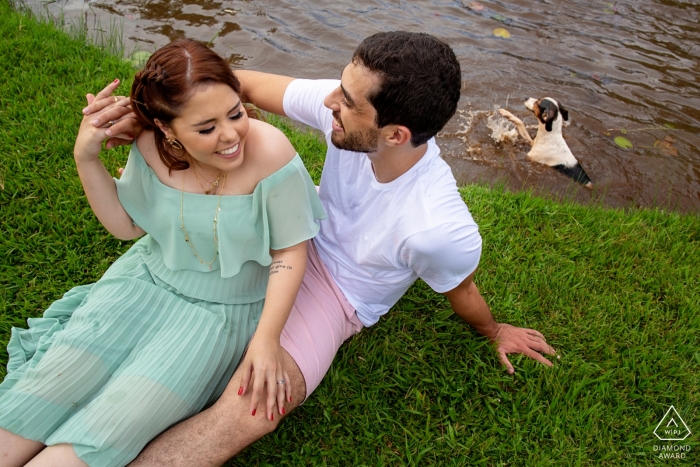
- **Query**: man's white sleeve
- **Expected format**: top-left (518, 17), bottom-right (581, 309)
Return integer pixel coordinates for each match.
top-left (400, 222), bottom-right (483, 293)
top-left (282, 79), bottom-right (339, 132)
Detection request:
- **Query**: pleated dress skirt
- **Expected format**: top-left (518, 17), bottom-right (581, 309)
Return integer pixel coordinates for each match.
top-left (0, 241), bottom-right (263, 467)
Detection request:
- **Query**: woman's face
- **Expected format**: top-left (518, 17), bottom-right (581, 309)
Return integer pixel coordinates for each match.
top-left (160, 83), bottom-right (249, 174)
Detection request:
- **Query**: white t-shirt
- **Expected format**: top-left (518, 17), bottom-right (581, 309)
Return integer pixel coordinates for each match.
top-left (283, 79), bottom-right (482, 326)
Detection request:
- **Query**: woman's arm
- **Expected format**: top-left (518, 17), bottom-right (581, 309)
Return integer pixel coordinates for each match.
top-left (74, 80), bottom-right (145, 240)
top-left (238, 241), bottom-right (307, 421)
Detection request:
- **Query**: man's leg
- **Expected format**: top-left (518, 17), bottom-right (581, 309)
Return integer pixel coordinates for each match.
top-left (128, 349), bottom-right (305, 467)
top-left (129, 240), bottom-right (360, 467)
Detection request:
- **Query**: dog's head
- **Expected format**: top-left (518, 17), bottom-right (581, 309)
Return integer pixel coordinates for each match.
top-left (524, 97), bottom-right (569, 132)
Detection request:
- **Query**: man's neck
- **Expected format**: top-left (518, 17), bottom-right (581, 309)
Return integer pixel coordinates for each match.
top-left (367, 143), bottom-right (429, 184)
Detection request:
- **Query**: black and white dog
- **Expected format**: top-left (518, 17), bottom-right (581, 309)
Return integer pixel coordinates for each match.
top-left (499, 98), bottom-right (593, 188)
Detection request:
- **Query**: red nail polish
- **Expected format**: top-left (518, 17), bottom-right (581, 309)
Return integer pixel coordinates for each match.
top-left (113, 79), bottom-right (119, 84)
top-left (289, 396), bottom-right (292, 403)
top-left (281, 407), bottom-right (286, 415)
top-left (238, 387), bottom-right (243, 396)
top-left (270, 414), bottom-right (274, 421)
top-left (251, 409), bottom-right (256, 416)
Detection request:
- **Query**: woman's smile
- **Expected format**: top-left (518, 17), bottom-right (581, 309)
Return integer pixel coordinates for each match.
top-left (163, 83), bottom-right (250, 173)
top-left (216, 142), bottom-right (240, 158)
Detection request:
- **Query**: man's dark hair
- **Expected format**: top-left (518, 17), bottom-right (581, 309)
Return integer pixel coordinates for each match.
top-left (352, 31), bottom-right (461, 147)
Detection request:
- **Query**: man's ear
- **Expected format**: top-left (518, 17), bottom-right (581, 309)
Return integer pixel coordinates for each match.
top-left (153, 118), bottom-right (173, 139)
top-left (384, 125), bottom-right (412, 147)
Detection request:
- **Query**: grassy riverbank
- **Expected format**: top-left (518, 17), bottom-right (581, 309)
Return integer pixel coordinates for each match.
top-left (1, 2), bottom-right (698, 465)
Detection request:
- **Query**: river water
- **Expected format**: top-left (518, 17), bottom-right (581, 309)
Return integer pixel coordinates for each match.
top-left (26, 0), bottom-right (700, 212)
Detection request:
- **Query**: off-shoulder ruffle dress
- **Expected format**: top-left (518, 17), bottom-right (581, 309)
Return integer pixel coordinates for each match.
top-left (0, 145), bottom-right (326, 467)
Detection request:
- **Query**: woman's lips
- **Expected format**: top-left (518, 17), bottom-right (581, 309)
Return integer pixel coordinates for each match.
top-left (216, 142), bottom-right (240, 157)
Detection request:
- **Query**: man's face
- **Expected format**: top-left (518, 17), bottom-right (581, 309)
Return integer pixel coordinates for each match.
top-left (323, 62), bottom-right (382, 153)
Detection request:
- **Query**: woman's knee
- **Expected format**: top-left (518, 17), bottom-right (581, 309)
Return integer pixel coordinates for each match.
top-left (25, 444), bottom-right (87, 467)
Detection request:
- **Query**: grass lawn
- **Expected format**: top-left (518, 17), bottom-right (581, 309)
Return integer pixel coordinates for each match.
top-left (1, 1), bottom-right (698, 465)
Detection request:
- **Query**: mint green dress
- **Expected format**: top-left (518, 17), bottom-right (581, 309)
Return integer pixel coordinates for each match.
top-left (0, 145), bottom-right (326, 467)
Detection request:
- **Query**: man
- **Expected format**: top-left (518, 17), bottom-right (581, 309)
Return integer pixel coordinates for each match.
top-left (94, 31), bottom-right (555, 466)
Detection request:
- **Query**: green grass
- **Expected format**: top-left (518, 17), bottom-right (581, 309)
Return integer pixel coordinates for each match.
top-left (1, 2), bottom-right (698, 465)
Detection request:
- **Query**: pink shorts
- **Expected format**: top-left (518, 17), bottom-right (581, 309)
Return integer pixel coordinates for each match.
top-left (280, 240), bottom-right (363, 401)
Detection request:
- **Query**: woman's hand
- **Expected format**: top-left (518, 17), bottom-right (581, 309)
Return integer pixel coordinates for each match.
top-left (238, 334), bottom-right (291, 421)
top-left (72, 80), bottom-right (145, 240)
top-left (74, 80), bottom-right (134, 163)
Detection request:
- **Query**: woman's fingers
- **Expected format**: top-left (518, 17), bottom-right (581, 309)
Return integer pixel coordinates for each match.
top-left (239, 362), bottom-right (253, 408)
top-left (91, 105), bottom-right (133, 129)
top-left (274, 372), bottom-right (286, 418)
top-left (249, 368), bottom-right (266, 417)
top-left (82, 79), bottom-right (126, 116)
top-left (265, 368), bottom-right (279, 421)
top-left (82, 98), bottom-right (128, 126)
top-left (280, 369), bottom-right (291, 413)
top-left (93, 79), bottom-right (121, 103)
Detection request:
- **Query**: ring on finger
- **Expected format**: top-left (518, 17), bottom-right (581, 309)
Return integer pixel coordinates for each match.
top-left (277, 379), bottom-right (285, 385)
top-left (113, 96), bottom-right (118, 104)
top-left (108, 121), bottom-right (115, 127)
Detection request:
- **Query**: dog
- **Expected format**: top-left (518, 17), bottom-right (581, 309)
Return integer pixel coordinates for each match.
top-left (499, 98), bottom-right (593, 188)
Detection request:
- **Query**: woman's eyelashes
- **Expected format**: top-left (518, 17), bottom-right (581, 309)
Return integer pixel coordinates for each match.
top-left (198, 111), bottom-right (244, 135)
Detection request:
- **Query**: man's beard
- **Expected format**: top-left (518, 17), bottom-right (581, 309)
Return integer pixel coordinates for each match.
top-left (331, 113), bottom-right (380, 153)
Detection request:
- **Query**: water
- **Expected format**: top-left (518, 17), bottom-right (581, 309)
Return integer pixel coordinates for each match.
top-left (27, 0), bottom-right (700, 212)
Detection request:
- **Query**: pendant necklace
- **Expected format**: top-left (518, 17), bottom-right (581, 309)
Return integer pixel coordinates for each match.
top-left (192, 161), bottom-right (222, 195)
top-left (180, 169), bottom-right (227, 270)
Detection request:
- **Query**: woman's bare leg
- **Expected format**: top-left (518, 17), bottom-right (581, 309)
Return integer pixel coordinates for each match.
top-left (24, 444), bottom-right (88, 467)
top-left (0, 428), bottom-right (45, 467)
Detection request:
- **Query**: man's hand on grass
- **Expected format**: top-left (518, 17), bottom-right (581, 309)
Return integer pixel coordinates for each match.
top-left (491, 323), bottom-right (556, 374)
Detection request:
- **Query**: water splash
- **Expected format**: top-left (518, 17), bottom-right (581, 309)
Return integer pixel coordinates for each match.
top-left (486, 108), bottom-right (518, 143)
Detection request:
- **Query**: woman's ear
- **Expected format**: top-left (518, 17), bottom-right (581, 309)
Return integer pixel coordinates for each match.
top-left (153, 118), bottom-right (173, 139)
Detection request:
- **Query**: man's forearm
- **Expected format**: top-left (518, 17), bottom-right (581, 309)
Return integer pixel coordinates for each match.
top-left (443, 274), bottom-right (555, 372)
top-left (443, 277), bottom-right (499, 340)
top-left (235, 70), bottom-right (295, 116)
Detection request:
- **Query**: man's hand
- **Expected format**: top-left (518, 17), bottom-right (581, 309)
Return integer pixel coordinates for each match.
top-left (490, 323), bottom-right (555, 374)
top-left (444, 273), bottom-right (556, 374)
top-left (82, 81), bottom-right (144, 149)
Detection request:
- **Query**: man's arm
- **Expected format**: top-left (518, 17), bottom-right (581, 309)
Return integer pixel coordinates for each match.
top-left (442, 271), bottom-right (555, 374)
top-left (235, 70), bottom-right (295, 116)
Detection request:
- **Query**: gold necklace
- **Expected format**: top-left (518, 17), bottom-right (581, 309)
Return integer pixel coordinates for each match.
top-left (180, 170), bottom-right (227, 270)
top-left (192, 161), bottom-right (222, 195)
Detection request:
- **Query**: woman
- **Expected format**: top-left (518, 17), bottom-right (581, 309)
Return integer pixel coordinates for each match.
top-left (0, 39), bottom-right (325, 467)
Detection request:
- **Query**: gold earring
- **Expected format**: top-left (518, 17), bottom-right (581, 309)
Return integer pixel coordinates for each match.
top-left (166, 137), bottom-right (183, 150)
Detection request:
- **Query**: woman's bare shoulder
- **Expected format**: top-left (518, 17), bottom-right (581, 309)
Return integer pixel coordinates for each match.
top-left (133, 131), bottom-right (175, 184)
top-left (245, 119), bottom-right (296, 179)
top-left (134, 131), bottom-right (159, 166)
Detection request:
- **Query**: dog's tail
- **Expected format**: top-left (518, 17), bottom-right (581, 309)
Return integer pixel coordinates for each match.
top-left (552, 163), bottom-right (593, 188)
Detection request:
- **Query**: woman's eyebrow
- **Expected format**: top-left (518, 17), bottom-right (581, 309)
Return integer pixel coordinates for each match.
top-left (192, 101), bottom-right (242, 126)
